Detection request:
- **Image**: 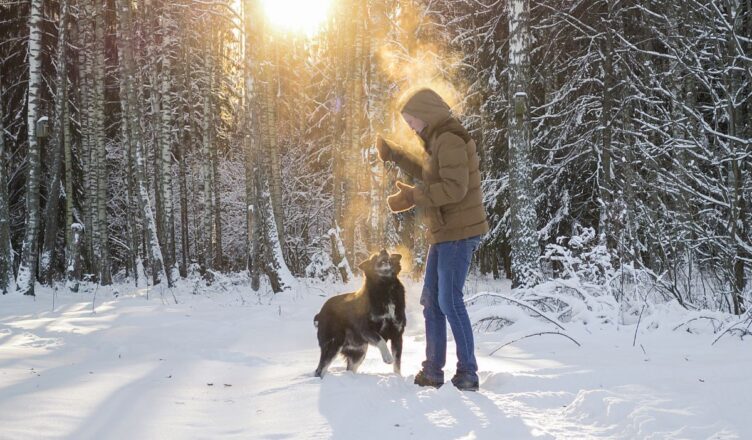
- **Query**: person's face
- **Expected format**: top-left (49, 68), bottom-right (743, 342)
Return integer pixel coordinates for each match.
top-left (402, 112), bottom-right (427, 134)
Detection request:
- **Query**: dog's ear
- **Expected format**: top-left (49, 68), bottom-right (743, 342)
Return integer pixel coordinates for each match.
top-left (358, 255), bottom-right (375, 273)
top-left (390, 253), bottom-right (402, 274)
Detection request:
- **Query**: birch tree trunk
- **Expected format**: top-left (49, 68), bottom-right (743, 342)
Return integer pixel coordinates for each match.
top-left (40, 0), bottom-right (70, 285)
top-left (64, 8), bottom-right (77, 286)
top-left (726, 0), bottom-right (747, 315)
top-left (149, 60), bottom-right (165, 272)
top-left (16, 0), bottom-right (44, 296)
top-left (507, 0), bottom-right (539, 288)
top-left (245, 124), bottom-right (260, 290)
top-left (330, 2), bottom-right (351, 273)
top-left (597, 0), bottom-right (616, 253)
top-left (254, 65), bottom-right (293, 292)
top-left (247, 10), bottom-right (293, 292)
top-left (66, 223), bottom-right (83, 292)
top-left (244, 0), bottom-right (261, 288)
top-left (0, 79), bottom-right (13, 295)
top-left (159, 8), bottom-right (176, 280)
top-left (265, 39), bottom-right (285, 245)
top-left (94, 0), bottom-right (110, 284)
top-left (176, 136), bottom-right (189, 276)
top-left (343, 0), bottom-right (364, 261)
top-left (117, 0), bottom-right (169, 287)
top-left (255, 178), bottom-right (295, 293)
top-left (116, 5), bottom-right (140, 284)
top-left (211, 107), bottom-right (223, 269)
top-left (366, 0), bottom-right (390, 249)
top-left (200, 55), bottom-right (214, 270)
top-left (76, 7), bottom-right (88, 257)
top-left (80, 0), bottom-right (95, 273)
top-left (329, 224), bottom-right (353, 283)
top-left (176, 45), bottom-right (191, 278)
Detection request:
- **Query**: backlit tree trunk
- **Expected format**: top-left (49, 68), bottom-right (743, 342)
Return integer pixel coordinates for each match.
top-left (265, 39), bottom-right (285, 245)
top-left (248, 9), bottom-right (294, 292)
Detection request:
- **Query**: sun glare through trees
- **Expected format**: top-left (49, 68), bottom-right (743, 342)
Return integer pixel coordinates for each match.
top-left (259, 0), bottom-right (333, 35)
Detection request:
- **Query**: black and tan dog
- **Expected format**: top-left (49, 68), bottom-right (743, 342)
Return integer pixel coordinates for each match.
top-left (313, 250), bottom-right (406, 378)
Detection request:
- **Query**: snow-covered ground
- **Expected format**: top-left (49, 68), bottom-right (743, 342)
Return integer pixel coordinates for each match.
top-left (0, 275), bottom-right (749, 439)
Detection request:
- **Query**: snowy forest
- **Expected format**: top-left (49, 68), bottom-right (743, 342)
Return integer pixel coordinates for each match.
top-left (1, 0), bottom-right (752, 437)
top-left (1, 0), bottom-right (750, 312)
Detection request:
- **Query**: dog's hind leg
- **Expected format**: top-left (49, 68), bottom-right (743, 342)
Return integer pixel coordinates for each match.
top-left (344, 345), bottom-right (367, 373)
top-left (315, 338), bottom-right (341, 378)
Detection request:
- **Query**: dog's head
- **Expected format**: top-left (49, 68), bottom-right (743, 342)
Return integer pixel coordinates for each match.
top-left (358, 249), bottom-right (402, 279)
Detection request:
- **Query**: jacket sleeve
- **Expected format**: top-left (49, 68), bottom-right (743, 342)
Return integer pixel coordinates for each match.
top-left (384, 139), bottom-right (424, 179)
top-left (412, 133), bottom-right (469, 207)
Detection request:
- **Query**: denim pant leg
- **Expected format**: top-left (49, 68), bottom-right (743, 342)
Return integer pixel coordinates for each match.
top-left (420, 244), bottom-right (446, 382)
top-left (436, 236), bottom-right (480, 380)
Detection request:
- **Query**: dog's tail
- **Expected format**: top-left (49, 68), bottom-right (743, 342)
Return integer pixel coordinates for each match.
top-left (313, 314), bottom-right (319, 328)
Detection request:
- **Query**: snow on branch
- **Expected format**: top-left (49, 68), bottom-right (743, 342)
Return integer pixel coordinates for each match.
top-left (489, 331), bottom-right (581, 356)
top-left (465, 291), bottom-right (565, 330)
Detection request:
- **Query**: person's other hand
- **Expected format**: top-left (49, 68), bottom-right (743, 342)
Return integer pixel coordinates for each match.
top-left (387, 181), bottom-right (415, 213)
top-left (376, 136), bottom-right (392, 162)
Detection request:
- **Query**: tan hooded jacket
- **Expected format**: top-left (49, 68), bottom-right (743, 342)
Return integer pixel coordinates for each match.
top-left (386, 88), bottom-right (489, 244)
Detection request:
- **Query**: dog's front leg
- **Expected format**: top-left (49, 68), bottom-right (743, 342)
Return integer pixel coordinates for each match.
top-left (366, 333), bottom-right (394, 364)
top-left (377, 337), bottom-right (394, 364)
top-left (390, 336), bottom-right (403, 375)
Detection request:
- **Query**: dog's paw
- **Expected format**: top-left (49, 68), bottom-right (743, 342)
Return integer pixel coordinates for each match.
top-left (382, 351), bottom-right (394, 364)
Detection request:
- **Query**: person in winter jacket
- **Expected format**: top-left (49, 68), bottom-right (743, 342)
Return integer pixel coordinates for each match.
top-left (376, 88), bottom-right (489, 391)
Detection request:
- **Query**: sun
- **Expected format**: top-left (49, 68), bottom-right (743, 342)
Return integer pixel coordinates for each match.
top-left (260, 0), bottom-right (333, 35)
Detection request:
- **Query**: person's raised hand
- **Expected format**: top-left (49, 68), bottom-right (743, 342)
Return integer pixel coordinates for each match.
top-left (387, 181), bottom-right (415, 213)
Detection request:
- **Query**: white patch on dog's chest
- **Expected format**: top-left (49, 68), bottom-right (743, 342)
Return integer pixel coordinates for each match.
top-left (371, 303), bottom-right (395, 321)
top-left (386, 303), bottom-right (396, 320)
top-left (371, 303), bottom-right (402, 332)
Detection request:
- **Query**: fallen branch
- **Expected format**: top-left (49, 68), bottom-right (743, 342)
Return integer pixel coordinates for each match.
top-left (489, 331), bottom-right (581, 356)
top-left (672, 316), bottom-right (723, 332)
top-left (473, 316), bottom-right (514, 332)
top-left (465, 292), bottom-right (565, 331)
top-left (712, 311), bottom-right (752, 346)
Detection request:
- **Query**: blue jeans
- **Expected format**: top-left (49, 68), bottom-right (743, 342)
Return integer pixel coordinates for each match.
top-left (420, 235), bottom-right (481, 382)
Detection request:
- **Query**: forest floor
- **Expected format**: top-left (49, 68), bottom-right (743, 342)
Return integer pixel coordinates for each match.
top-left (0, 274), bottom-right (749, 439)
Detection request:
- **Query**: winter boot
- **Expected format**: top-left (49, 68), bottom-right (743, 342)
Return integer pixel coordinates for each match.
top-left (451, 374), bottom-right (479, 391)
top-left (414, 370), bottom-right (443, 388)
